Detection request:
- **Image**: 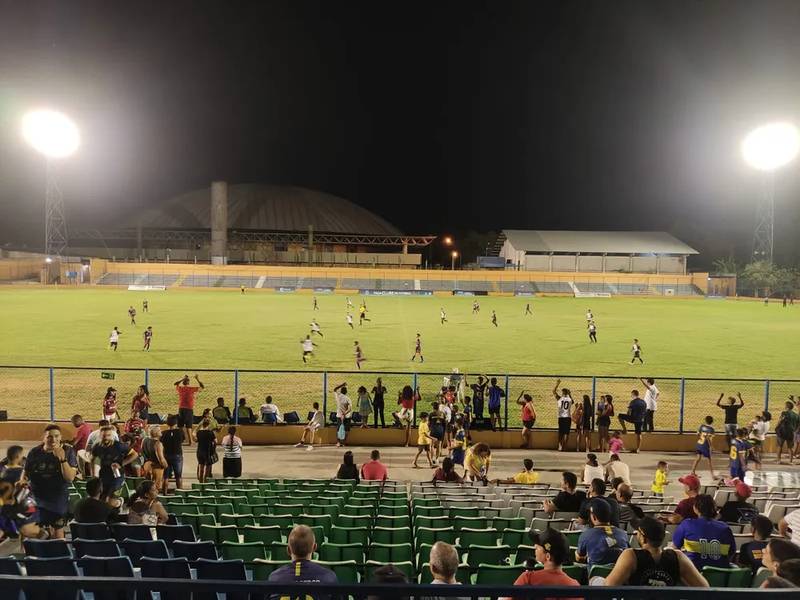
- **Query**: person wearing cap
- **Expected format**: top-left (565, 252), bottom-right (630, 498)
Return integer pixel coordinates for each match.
top-left (509, 528), bottom-right (580, 600)
top-left (719, 481), bottom-right (757, 524)
top-left (663, 473), bottom-right (701, 524)
top-left (672, 494), bottom-right (736, 569)
top-left (603, 516), bottom-right (709, 587)
top-left (576, 498), bottom-right (628, 567)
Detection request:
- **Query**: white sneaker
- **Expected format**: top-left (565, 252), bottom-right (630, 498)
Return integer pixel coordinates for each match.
top-left (294, 443), bottom-right (304, 448)
top-left (306, 445), bottom-right (314, 451)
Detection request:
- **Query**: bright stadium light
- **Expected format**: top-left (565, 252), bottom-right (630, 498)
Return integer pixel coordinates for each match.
top-left (741, 121), bottom-right (800, 264)
top-left (451, 250), bottom-right (458, 270)
top-left (21, 109), bottom-right (81, 159)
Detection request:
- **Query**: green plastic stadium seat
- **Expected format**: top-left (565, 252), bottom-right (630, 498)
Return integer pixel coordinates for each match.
top-left (272, 504), bottom-right (304, 517)
top-left (702, 566), bottom-right (753, 587)
top-left (453, 516), bottom-right (489, 531)
top-left (294, 514), bottom-right (333, 536)
top-left (329, 525), bottom-right (369, 546)
top-left (319, 542), bottom-right (364, 563)
top-left (465, 544), bottom-right (512, 569)
top-left (202, 502), bottom-right (235, 519)
top-left (374, 514), bottom-right (411, 529)
top-left (560, 529), bottom-right (581, 548)
top-left (178, 513), bottom-right (216, 532)
top-left (751, 569), bottom-right (772, 588)
top-left (450, 506), bottom-right (481, 519)
top-left (198, 524), bottom-right (239, 545)
top-left (220, 541), bottom-right (267, 562)
top-left (588, 563), bottom-right (614, 579)
top-left (459, 528), bottom-right (500, 549)
top-left (251, 559), bottom-right (288, 580)
top-left (414, 515), bottom-right (449, 530)
top-left (306, 504), bottom-right (340, 519)
top-left (376, 504), bottom-right (406, 517)
top-left (242, 525), bottom-right (283, 546)
top-left (413, 506), bottom-right (445, 519)
top-left (492, 517), bottom-right (526, 532)
top-left (368, 542), bottom-right (414, 564)
top-left (316, 560), bottom-right (360, 584)
top-left (514, 545), bottom-right (537, 564)
top-left (563, 563), bottom-right (586, 583)
top-left (219, 514), bottom-right (256, 528)
top-left (371, 526), bottom-right (413, 545)
top-left (219, 495), bottom-right (249, 512)
top-left (415, 527), bottom-right (457, 548)
top-left (240, 503), bottom-right (271, 516)
top-left (501, 528), bottom-right (529, 549)
top-left (475, 564), bottom-right (525, 585)
top-left (412, 498), bottom-right (441, 508)
top-left (337, 514), bottom-right (372, 529)
top-left (258, 514), bottom-right (294, 530)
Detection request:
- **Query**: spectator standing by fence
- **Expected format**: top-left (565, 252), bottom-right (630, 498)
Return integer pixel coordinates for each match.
top-left (23, 424), bottom-right (78, 539)
top-left (160, 415), bottom-right (184, 493)
top-left (641, 378), bottom-right (659, 432)
top-left (102, 387), bottom-right (119, 423)
top-left (131, 385), bottom-right (151, 423)
top-left (141, 425), bottom-right (167, 492)
top-left (487, 377), bottom-right (505, 431)
top-left (333, 382), bottom-right (352, 447)
top-left (776, 400), bottom-right (799, 464)
top-left (221, 426), bottom-right (243, 478)
top-left (194, 419), bottom-right (217, 483)
top-left (175, 374), bottom-right (204, 446)
top-left (717, 392), bottom-right (744, 450)
top-left (394, 385), bottom-right (417, 447)
top-left (618, 390), bottom-right (646, 453)
top-left (553, 379), bottom-right (574, 452)
top-left (517, 392), bottom-right (536, 449)
top-left (596, 395), bottom-right (613, 453)
top-left (372, 378), bottom-right (387, 428)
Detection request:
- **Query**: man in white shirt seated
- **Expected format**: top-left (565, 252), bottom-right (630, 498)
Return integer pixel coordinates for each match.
top-left (259, 396), bottom-right (283, 424)
top-left (779, 508), bottom-right (800, 545)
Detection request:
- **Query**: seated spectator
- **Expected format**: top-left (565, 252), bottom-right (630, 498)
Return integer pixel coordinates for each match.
top-left (0, 446), bottom-right (25, 484)
top-left (582, 453), bottom-right (604, 484)
top-left (779, 508), bottom-right (800, 545)
top-left (719, 481), bottom-right (757, 523)
top-left (762, 538), bottom-right (800, 578)
top-left (777, 558), bottom-right (800, 587)
top-left (368, 564), bottom-right (408, 600)
top-left (236, 397), bottom-right (255, 424)
top-left (605, 453), bottom-right (631, 485)
top-left (212, 397), bottom-right (231, 424)
top-left (432, 457), bottom-right (463, 484)
top-left (199, 408), bottom-right (220, 432)
top-left (608, 477), bottom-right (624, 496)
top-left (269, 524), bottom-right (338, 587)
top-left (73, 478), bottom-right (113, 523)
top-left (578, 478), bottom-right (620, 527)
top-left (615, 483), bottom-right (644, 525)
top-left (361, 450), bottom-right (388, 481)
top-left (662, 473), bottom-right (700, 524)
top-left (335, 450), bottom-right (360, 482)
top-left (543, 471), bottom-right (586, 514)
top-left (672, 494), bottom-right (735, 569)
top-left (494, 458), bottom-right (539, 485)
top-left (126, 480), bottom-right (168, 525)
top-left (296, 402), bottom-right (325, 449)
top-left (69, 414), bottom-right (93, 455)
top-left (604, 516), bottom-right (708, 587)
top-left (576, 498), bottom-right (628, 567)
top-left (259, 396), bottom-right (283, 424)
top-left (510, 528), bottom-right (580, 599)
top-left (738, 514), bottom-right (773, 573)
top-left (761, 575), bottom-right (798, 588)
top-left (420, 541), bottom-right (471, 600)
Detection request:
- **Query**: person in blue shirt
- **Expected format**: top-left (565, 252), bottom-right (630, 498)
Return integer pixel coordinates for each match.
top-left (690, 416), bottom-right (717, 480)
top-left (487, 377), bottom-right (505, 432)
top-left (672, 494), bottom-right (736, 570)
top-left (268, 524), bottom-right (338, 597)
top-left (576, 498), bottom-right (629, 567)
top-left (617, 390), bottom-right (647, 453)
top-left (729, 428), bottom-right (750, 481)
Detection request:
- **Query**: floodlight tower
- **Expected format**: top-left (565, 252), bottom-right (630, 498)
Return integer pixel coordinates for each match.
top-left (741, 122), bottom-right (800, 263)
top-left (21, 109), bottom-right (81, 259)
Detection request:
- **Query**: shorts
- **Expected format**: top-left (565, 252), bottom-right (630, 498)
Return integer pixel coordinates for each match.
top-left (777, 434), bottom-right (793, 446)
top-left (417, 443), bottom-right (430, 451)
top-left (451, 450), bottom-right (465, 466)
top-left (730, 464), bottom-right (745, 480)
top-left (488, 406), bottom-right (501, 416)
top-left (724, 423), bottom-right (737, 436)
top-left (695, 444), bottom-right (711, 458)
top-left (396, 407), bottom-right (414, 424)
top-left (619, 415), bottom-right (643, 434)
top-left (430, 425), bottom-right (444, 440)
top-left (597, 416), bottom-right (611, 428)
top-left (33, 507), bottom-right (68, 530)
top-left (178, 408), bottom-right (194, 428)
top-left (558, 417), bottom-right (572, 435)
top-left (523, 419), bottom-right (535, 430)
top-left (164, 454), bottom-right (184, 480)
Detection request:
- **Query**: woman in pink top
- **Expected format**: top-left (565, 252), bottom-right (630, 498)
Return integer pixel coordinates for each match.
top-left (609, 430), bottom-right (625, 456)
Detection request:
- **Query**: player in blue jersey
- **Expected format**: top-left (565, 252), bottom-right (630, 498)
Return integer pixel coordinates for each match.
top-left (690, 415), bottom-right (717, 479)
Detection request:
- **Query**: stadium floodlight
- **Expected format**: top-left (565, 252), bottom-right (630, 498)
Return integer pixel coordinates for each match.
top-left (451, 250), bottom-right (458, 270)
top-left (21, 109), bottom-right (80, 262)
top-left (741, 121), bottom-right (800, 263)
top-left (443, 236), bottom-right (453, 246)
top-left (21, 109), bottom-right (81, 159)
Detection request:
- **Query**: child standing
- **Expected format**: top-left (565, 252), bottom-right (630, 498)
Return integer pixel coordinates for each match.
top-left (450, 416), bottom-right (467, 467)
top-left (413, 412), bottom-right (434, 468)
top-left (357, 386), bottom-right (372, 428)
top-left (729, 427), bottom-right (750, 481)
top-left (691, 415), bottom-right (717, 479)
top-left (608, 431), bottom-right (624, 456)
top-left (651, 461), bottom-right (669, 497)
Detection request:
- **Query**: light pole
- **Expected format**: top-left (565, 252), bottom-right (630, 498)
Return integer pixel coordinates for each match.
top-left (21, 109), bottom-right (81, 260)
top-left (451, 250), bottom-right (459, 271)
top-left (741, 121), bottom-right (799, 263)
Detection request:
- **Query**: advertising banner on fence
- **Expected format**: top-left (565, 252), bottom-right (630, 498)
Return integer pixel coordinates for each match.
top-left (275, 287), bottom-right (296, 293)
top-left (359, 289), bottom-right (433, 296)
top-left (313, 288), bottom-right (334, 293)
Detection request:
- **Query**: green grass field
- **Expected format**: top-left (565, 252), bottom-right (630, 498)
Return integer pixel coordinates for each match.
top-left (1, 287), bottom-right (798, 427)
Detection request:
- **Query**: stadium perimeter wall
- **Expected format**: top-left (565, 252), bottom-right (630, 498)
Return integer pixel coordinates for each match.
top-left (90, 260), bottom-right (710, 294)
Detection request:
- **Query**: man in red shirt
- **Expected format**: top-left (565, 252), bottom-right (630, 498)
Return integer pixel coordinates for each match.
top-left (662, 473), bottom-right (700, 524)
top-left (360, 450), bottom-right (389, 481)
top-left (70, 414), bottom-right (94, 477)
top-left (510, 528), bottom-right (580, 600)
top-left (174, 374), bottom-right (204, 446)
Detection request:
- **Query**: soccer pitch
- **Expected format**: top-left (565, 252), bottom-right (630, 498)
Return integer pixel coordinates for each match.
top-left (1, 287), bottom-right (798, 425)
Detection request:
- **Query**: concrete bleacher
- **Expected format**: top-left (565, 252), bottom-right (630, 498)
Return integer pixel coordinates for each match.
top-left (96, 273), bottom-right (180, 286)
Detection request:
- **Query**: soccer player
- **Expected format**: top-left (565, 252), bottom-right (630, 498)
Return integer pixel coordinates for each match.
top-left (472, 300), bottom-right (480, 314)
top-left (142, 299), bottom-right (148, 313)
top-left (143, 326), bottom-right (153, 351)
top-left (410, 333), bottom-right (424, 362)
top-left (491, 310), bottom-right (498, 327)
top-left (586, 308), bottom-right (594, 322)
top-left (354, 341), bottom-right (365, 370)
top-left (691, 415), bottom-right (717, 479)
top-left (358, 303), bottom-right (370, 326)
top-left (301, 335), bottom-right (316, 363)
top-left (588, 321), bottom-right (597, 343)
top-left (310, 319), bottom-right (324, 337)
top-left (109, 327), bottom-right (121, 351)
top-left (346, 313), bottom-right (354, 329)
top-left (128, 306), bottom-right (137, 325)
top-left (524, 302), bottom-right (532, 316)
top-left (440, 308), bottom-right (447, 324)
top-left (630, 338), bottom-right (644, 364)
top-left (240, 285), bottom-right (245, 294)
top-left (553, 379), bottom-right (574, 451)
top-left (487, 377), bottom-right (505, 431)
top-left (312, 296), bottom-right (319, 310)
top-left (346, 297), bottom-right (353, 309)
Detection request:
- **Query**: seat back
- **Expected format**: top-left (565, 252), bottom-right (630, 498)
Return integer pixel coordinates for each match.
top-left (72, 539), bottom-right (121, 558)
top-left (476, 564), bottom-right (525, 585)
top-left (23, 539), bottom-right (72, 558)
top-left (120, 539), bottom-right (169, 566)
top-left (111, 523), bottom-right (153, 541)
top-left (702, 566), bottom-right (753, 587)
top-left (24, 558), bottom-right (80, 600)
top-left (78, 556), bottom-right (135, 600)
top-left (70, 522), bottom-right (111, 541)
top-left (156, 524), bottom-right (196, 546)
top-left (172, 540), bottom-right (218, 561)
top-left (140, 556), bottom-right (192, 600)
top-left (195, 559), bottom-right (247, 600)
top-left (465, 544), bottom-right (512, 568)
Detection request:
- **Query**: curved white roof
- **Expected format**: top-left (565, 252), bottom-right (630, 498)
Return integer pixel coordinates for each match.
top-left (503, 230), bottom-right (698, 254)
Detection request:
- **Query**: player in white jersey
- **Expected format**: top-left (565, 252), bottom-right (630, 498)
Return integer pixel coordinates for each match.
top-left (301, 335), bottom-right (316, 363)
top-left (346, 313), bottom-right (354, 329)
top-left (310, 319), bottom-right (324, 337)
top-left (472, 300), bottom-right (480, 314)
top-left (346, 297), bottom-right (353, 309)
top-left (440, 308), bottom-right (447, 324)
top-left (109, 327), bottom-right (121, 351)
top-left (586, 309), bottom-right (593, 322)
top-left (630, 338), bottom-right (643, 364)
top-left (553, 378), bottom-right (574, 451)
top-left (588, 321), bottom-right (597, 343)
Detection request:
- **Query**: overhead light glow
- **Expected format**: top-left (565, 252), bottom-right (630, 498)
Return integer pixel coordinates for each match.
top-left (21, 109), bottom-right (80, 158)
top-left (741, 122), bottom-right (800, 172)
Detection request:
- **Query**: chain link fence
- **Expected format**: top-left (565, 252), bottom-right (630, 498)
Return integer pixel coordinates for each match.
top-left (1, 365), bottom-right (797, 433)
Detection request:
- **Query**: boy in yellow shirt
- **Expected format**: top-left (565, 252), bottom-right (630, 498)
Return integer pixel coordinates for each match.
top-left (493, 458), bottom-right (540, 485)
top-left (651, 460), bottom-right (669, 496)
top-left (413, 412), bottom-right (434, 468)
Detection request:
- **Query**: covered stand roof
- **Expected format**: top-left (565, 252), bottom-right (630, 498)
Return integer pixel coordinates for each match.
top-left (503, 230), bottom-right (698, 255)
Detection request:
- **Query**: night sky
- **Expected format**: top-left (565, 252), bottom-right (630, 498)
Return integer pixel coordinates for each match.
top-left (2, 0), bottom-right (800, 266)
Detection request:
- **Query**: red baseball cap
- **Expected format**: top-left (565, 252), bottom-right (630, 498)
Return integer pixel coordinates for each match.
top-left (735, 481), bottom-right (752, 499)
top-left (678, 474), bottom-right (701, 490)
